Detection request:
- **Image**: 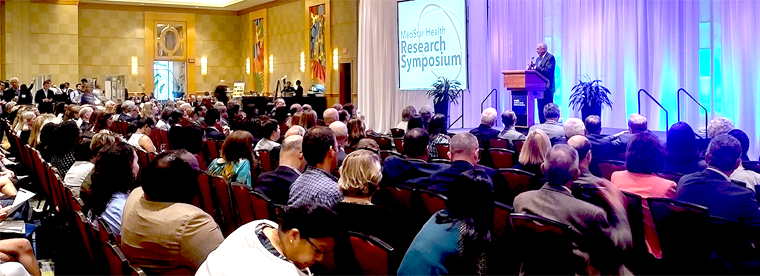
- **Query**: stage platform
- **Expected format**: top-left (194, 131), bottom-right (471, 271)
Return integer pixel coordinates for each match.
top-left (448, 126), bottom-right (708, 142)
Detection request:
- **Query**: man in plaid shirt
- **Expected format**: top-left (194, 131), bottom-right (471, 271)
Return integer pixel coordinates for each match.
top-left (288, 126), bottom-right (343, 208)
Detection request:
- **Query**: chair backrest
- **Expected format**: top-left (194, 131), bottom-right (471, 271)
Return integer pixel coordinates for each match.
top-left (743, 161), bottom-right (760, 174)
top-left (194, 172), bottom-right (219, 223)
top-left (379, 150), bottom-right (402, 161)
top-left (512, 139), bottom-right (525, 153)
top-left (492, 202), bottom-right (514, 245)
top-left (436, 144), bottom-right (450, 159)
top-left (393, 139), bottom-right (404, 155)
top-left (598, 160), bottom-right (626, 180)
top-left (73, 210), bottom-right (96, 266)
top-left (428, 158), bottom-right (451, 164)
top-left (489, 138), bottom-right (509, 149)
top-left (655, 171), bottom-right (684, 184)
top-left (415, 189), bottom-right (447, 219)
top-left (113, 121), bottom-right (129, 136)
top-left (250, 190), bottom-right (276, 221)
top-left (390, 128), bottom-right (405, 138)
top-left (510, 213), bottom-right (576, 275)
top-left (621, 191), bottom-right (647, 257)
top-left (49, 166), bottom-right (71, 216)
top-left (211, 176), bottom-right (236, 236)
top-left (106, 240), bottom-right (147, 276)
top-left (647, 197), bottom-right (710, 269)
top-left (489, 148), bottom-right (515, 169)
top-left (707, 216), bottom-right (755, 262)
top-left (373, 136), bottom-right (393, 151)
top-left (371, 185), bottom-right (415, 215)
top-left (348, 231), bottom-right (394, 276)
top-left (231, 183), bottom-right (256, 226)
top-left (134, 147), bottom-right (153, 170)
top-left (499, 168), bottom-right (536, 199)
top-left (491, 202), bottom-right (519, 274)
top-left (258, 150), bottom-right (274, 172)
top-left (203, 139), bottom-right (223, 163)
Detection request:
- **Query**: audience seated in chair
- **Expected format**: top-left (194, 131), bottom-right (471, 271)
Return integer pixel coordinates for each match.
top-left (609, 113), bottom-right (656, 159)
top-left (288, 126), bottom-right (343, 208)
top-left (664, 122), bottom-right (706, 175)
top-left (584, 115), bottom-right (615, 166)
top-left (127, 117), bottom-right (156, 153)
top-left (469, 107), bottom-right (500, 141)
top-left (398, 169), bottom-right (493, 275)
top-left (49, 121), bottom-right (80, 176)
top-left (426, 114), bottom-right (450, 159)
top-left (429, 132), bottom-right (508, 200)
top-left (395, 105), bottom-right (417, 132)
top-left (333, 150), bottom-right (396, 247)
top-left (121, 150), bottom-right (224, 275)
top-left (329, 121), bottom-right (348, 166)
top-left (208, 130), bottom-right (254, 187)
top-left (0, 238), bottom-right (41, 276)
top-left (514, 144), bottom-right (631, 275)
top-left (254, 119), bottom-right (281, 153)
top-left (498, 110), bottom-right (525, 145)
top-left (676, 134), bottom-right (760, 273)
top-left (513, 129), bottom-right (550, 181)
top-left (285, 125), bottom-right (305, 139)
top-left (204, 108), bottom-right (227, 141)
top-left (69, 133), bottom-right (114, 198)
top-left (528, 103), bottom-right (564, 142)
top-left (323, 108), bottom-right (339, 126)
top-left (255, 135), bottom-right (306, 205)
top-left (197, 204), bottom-right (341, 276)
top-left (610, 132), bottom-right (675, 259)
top-left (380, 128), bottom-right (448, 190)
top-left (728, 129), bottom-right (760, 192)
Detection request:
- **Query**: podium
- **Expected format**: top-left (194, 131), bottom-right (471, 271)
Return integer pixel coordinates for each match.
top-left (502, 70), bottom-right (550, 127)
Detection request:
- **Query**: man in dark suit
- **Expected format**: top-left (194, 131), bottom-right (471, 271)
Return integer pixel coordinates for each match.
top-left (380, 128), bottom-right (448, 189)
top-left (609, 113), bottom-right (650, 160)
top-left (119, 102), bottom-right (138, 123)
top-left (469, 107), bottom-right (500, 141)
top-left (514, 144), bottom-right (629, 274)
top-left (429, 132), bottom-right (510, 202)
top-left (214, 80), bottom-right (228, 105)
top-left (676, 135), bottom-right (760, 273)
top-left (34, 79), bottom-right (54, 113)
top-left (255, 135), bottom-right (306, 205)
top-left (295, 80), bottom-right (304, 98)
top-left (528, 42), bottom-right (556, 123)
top-left (204, 108), bottom-right (226, 141)
top-left (584, 115), bottom-right (614, 175)
top-left (3, 77), bottom-right (22, 102)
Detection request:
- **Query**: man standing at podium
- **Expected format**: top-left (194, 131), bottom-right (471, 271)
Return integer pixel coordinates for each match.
top-left (527, 43), bottom-right (556, 124)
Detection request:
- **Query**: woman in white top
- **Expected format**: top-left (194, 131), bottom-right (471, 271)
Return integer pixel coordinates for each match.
top-left (395, 105), bottom-right (417, 132)
top-left (196, 204), bottom-right (341, 276)
top-left (127, 117), bottom-right (156, 153)
top-left (254, 119), bottom-right (281, 153)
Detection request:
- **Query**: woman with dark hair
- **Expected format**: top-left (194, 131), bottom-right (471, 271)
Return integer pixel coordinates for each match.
top-left (84, 142), bottom-right (138, 236)
top-left (156, 107), bottom-right (174, 131)
top-left (399, 169), bottom-right (494, 275)
top-left (197, 203), bottom-right (341, 276)
top-left (127, 117), bottom-right (156, 153)
top-left (426, 114), bottom-right (450, 159)
top-left (346, 118), bottom-right (366, 151)
top-left (406, 114), bottom-right (425, 131)
top-left (37, 122), bottom-right (59, 160)
top-left (664, 122), bottom-right (706, 174)
top-left (728, 129), bottom-right (760, 192)
top-left (207, 130), bottom-right (254, 186)
top-left (254, 119), bottom-right (281, 152)
top-left (90, 110), bottom-right (114, 133)
top-left (49, 121), bottom-right (80, 176)
top-left (611, 132), bottom-right (676, 259)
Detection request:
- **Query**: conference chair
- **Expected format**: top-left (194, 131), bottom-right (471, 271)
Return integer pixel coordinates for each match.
top-left (373, 136), bottom-right (393, 151)
top-left (348, 231), bottom-right (394, 276)
top-left (491, 202), bottom-right (519, 275)
top-left (258, 150), bottom-right (275, 172)
top-left (106, 241), bottom-right (147, 276)
top-left (488, 138), bottom-right (509, 149)
top-left (512, 139), bottom-right (525, 153)
top-left (390, 128), bottom-right (405, 139)
top-left (149, 128), bottom-right (170, 151)
top-left (194, 172), bottom-right (220, 224)
top-left (510, 213), bottom-right (576, 275)
top-left (621, 191), bottom-right (647, 257)
top-left (414, 189), bottom-right (447, 219)
top-left (648, 197), bottom-right (710, 274)
top-left (489, 148), bottom-right (515, 169)
top-left (202, 139), bottom-right (223, 164)
top-left (210, 175), bottom-right (236, 236)
top-left (707, 216), bottom-right (756, 274)
top-left (72, 210), bottom-right (97, 270)
top-left (393, 139), bottom-right (404, 155)
top-left (435, 144), bottom-right (449, 159)
top-left (598, 160), bottom-right (626, 180)
top-left (499, 168), bottom-right (536, 202)
top-left (655, 171), bottom-right (684, 184)
top-left (372, 185), bottom-right (415, 217)
top-left (379, 150), bottom-right (403, 161)
top-left (428, 158), bottom-right (451, 164)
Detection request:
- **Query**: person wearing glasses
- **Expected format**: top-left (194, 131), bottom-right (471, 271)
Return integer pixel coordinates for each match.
top-left (196, 203), bottom-right (341, 276)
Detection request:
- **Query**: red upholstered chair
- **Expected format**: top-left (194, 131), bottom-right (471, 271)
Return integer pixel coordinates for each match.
top-left (348, 231), bottom-right (394, 276)
top-left (598, 160), bottom-right (626, 180)
top-left (258, 150), bottom-right (274, 172)
top-left (72, 210), bottom-right (96, 268)
top-left (499, 168), bottom-right (536, 199)
top-left (231, 183), bottom-right (256, 226)
top-left (489, 148), bottom-right (516, 169)
top-left (489, 138), bottom-right (509, 149)
top-left (250, 190), bottom-right (277, 221)
top-left (491, 202), bottom-right (520, 274)
top-left (415, 189), bottom-right (447, 219)
top-left (647, 197), bottom-right (710, 273)
top-left (211, 176), bottom-right (236, 236)
top-left (393, 139), bottom-right (404, 155)
top-left (436, 145), bottom-right (450, 159)
top-left (379, 150), bottom-right (403, 161)
top-left (510, 213), bottom-right (575, 275)
top-left (655, 171), bottom-right (684, 184)
top-left (513, 139), bottom-right (525, 153)
top-left (371, 185), bottom-right (415, 216)
top-left (105, 240), bottom-right (146, 276)
top-left (203, 140), bottom-right (223, 164)
top-left (373, 136), bottom-right (393, 151)
top-left (390, 128), bottom-right (405, 139)
top-left (194, 172), bottom-right (219, 224)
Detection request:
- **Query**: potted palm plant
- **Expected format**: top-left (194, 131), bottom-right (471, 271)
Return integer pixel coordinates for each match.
top-left (427, 77), bottom-right (465, 121)
top-left (568, 76), bottom-right (613, 121)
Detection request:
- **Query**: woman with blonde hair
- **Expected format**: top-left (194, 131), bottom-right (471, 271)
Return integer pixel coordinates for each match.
top-left (513, 129), bottom-right (551, 178)
top-left (140, 102), bottom-right (157, 121)
top-left (207, 130), bottom-right (254, 187)
top-left (332, 150), bottom-right (395, 246)
top-left (28, 114), bottom-right (59, 147)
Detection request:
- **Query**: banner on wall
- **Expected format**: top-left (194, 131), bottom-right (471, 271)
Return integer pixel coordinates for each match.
top-left (397, 0), bottom-right (468, 90)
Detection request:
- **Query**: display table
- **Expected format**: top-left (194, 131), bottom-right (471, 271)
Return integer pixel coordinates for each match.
top-left (241, 96), bottom-right (328, 119)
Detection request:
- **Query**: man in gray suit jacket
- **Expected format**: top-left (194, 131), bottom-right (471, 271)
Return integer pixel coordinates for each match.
top-left (514, 144), bottom-right (631, 275)
top-left (528, 103), bottom-right (565, 143)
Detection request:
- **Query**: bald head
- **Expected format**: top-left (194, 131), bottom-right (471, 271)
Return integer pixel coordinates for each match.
top-left (563, 118), bottom-right (585, 138)
top-left (329, 121), bottom-right (348, 146)
top-left (481, 107), bottom-right (498, 127)
top-left (567, 135), bottom-right (592, 165)
top-left (449, 132), bottom-right (479, 164)
top-left (285, 125), bottom-right (306, 138)
top-left (324, 108), bottom-right (339, 125)
top-left (628, 114), bottom-right (648, 133)
top-left (543, 144), bottom-right (580, 186)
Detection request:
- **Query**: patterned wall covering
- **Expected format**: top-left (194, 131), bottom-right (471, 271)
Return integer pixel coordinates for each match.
top-left (309, 4), bottom-right (326, 87)
top-left (252, 18), bottom-right (265, 92)
top-left (79, 8), bottom-right (145, 94)
top-left (267, 0), bottom-right (306, 91)
top-left (195, 14), bottom-right (243, 93)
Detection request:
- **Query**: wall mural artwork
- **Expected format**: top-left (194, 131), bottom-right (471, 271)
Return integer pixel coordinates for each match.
top-left (253, 18), bottom-right (265, 92)
top-left (310, 4), bottom-right (326, 89)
